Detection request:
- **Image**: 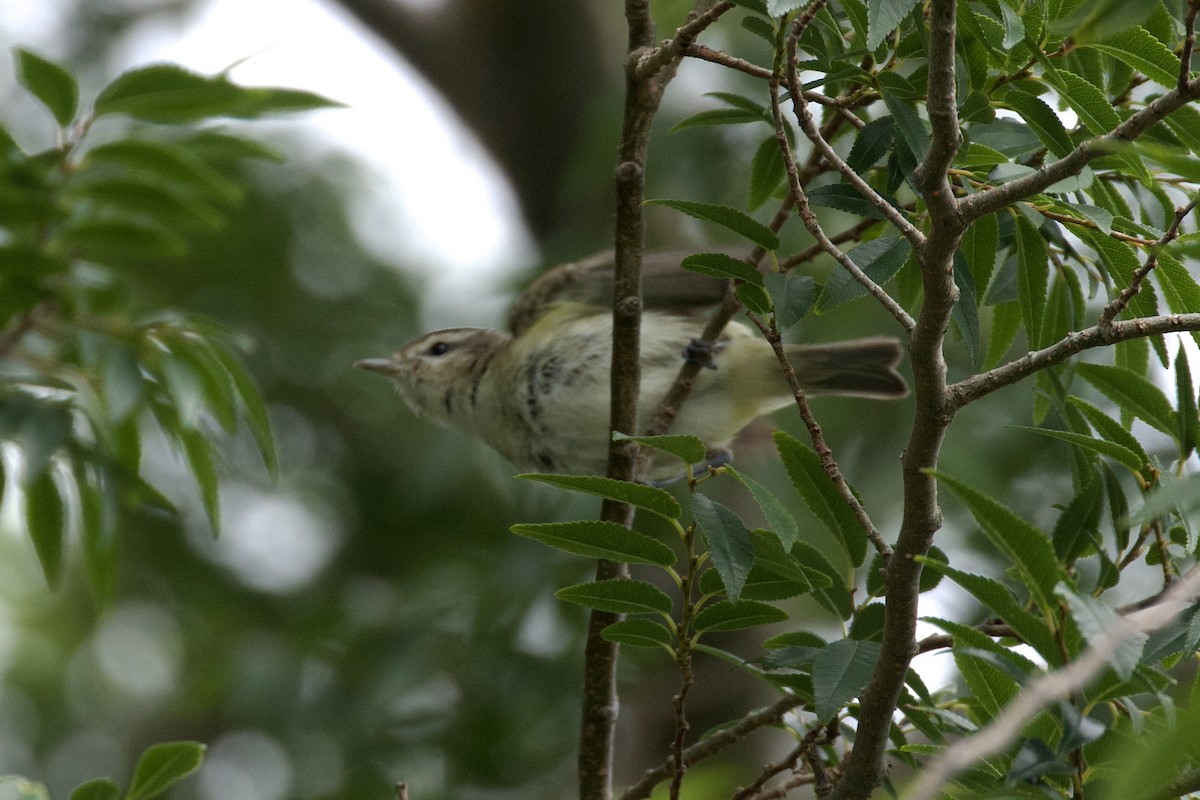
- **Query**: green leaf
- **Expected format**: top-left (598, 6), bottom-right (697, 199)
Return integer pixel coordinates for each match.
top-left (1013, 426), bottom-right (1144, 472)
top-left (816, 236), bottom-right (911, 312)
top-left (645, 199), bottom-right (780, 250)
top-left (1126, 473), bottom-right (1200, 526)
top-left (126, 741), bottom-right (206, 800)
top-left (671, 107), bottom-right (766, 132)
top-left (179, 426), bottom-right (220, 536)
top-left (806, 183), bottom-right (901, 220)
top-left (933, 471), bottom-right (1063, 613)
top-left (15, 48), bottom-right (79, 126)
top-left (1002, 87), bottom-right (1074, 158)
top-left (510, 520), bottom-right (676, 566)
top-left (693, 494), bottom-right (756, 602)
top-left (1067, 397), bottom-right (1151, 471)
top-left (81, 139), bottom-right (242, 205)
top-left (693, 599), bottom-right (788, 633)
top-left (1052, 0), bottom-right (1160, 42)
top-left (611, 431), bottom-right (707, 465)
top-left (1052, 473), bottom-right (1106, 562)
top-left (812, 638), bottom-right (881, 720)
top-left (556, 579), bottom-right (673, 615)
top-left (209, 345), bottom-right (278, 476)
top-left (952, 252), bottom-right (981, 364)
top-left (0, 778), bottom-right (50, 800)
top-left (518, 473), bottom-right (681, 519)
top-left (1094, 682), bottom-right (1200, 800)
top-left (94, 64), bottom-right (339, 122)
top-left (68, 779), bottom-right (121, 800)
top-left (775, 432), bottom-right (867, 566)
top-left (749, 137), bottom-right (786, 211)
top-left (1055, 200), bottom-right (1114, 235)
top-left (921, 560), bottom-right (1062, 663)
top-left (25, 470), bottom-right (65, 588)
top-left (1083, 27), bottom-right (1182, 88)
top-left (63, 174), bottom-right (226, 231)
top-left (1155, 251), bottom-right (1200, 348)
top-left (52, 218), bottom-right (189, 261)
top-left (1176, 346), bottom-right (1198, 458)
top-left (794, 541), bottom-right (854, 619)
top-left (601, 619), bottom-right (674, 649)
top-left (847, 116), bottom-right (893, 172)
top-left (1057, 583), bottom-right (1144, 679)
top-left (1013, 213), bottom-right (1049, 348)
top-left (960, 213), bottom-right (998, 304)
top-left (764, 272), bottom-right (815, 332)
top-left (867, 0), bottom-right (922, 49)
top-left (881, 92), bottom-right (930, 163)
top-left (679, 252), bottom-right (764, 285)
top-left (1075, 363), bottom-right (1178, 438)
top-left (1050, 70), bottom-right (1121, 135)
top-left (76, 465), bottom-right (118, 606)
top-left (725, 467), bottom-right (799, 548)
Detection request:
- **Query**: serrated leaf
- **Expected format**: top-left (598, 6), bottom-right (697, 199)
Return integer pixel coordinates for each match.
top-left (1051, 70), bottom-right (1121, 136)
top-left (1057, 583), bottom-right (1144, 679)
top-left (1052, 473), bottom-right (1106, 562)
top-left (126, 741), bottom-right (205, 800)
top-left (1014, 213), bottom-right (1049, 348)
top-left (1068, 396), bottom-right (1151, 470)
top-left (736, 282), bottom-right (772, 314)
top-left (881, 92), bottom-right (929, 163)
top-left (812, 638), bottom-right (881, 720)
top-left (775, 432), bottom-right (867, 565)
top-left (15, 48), bottom-right (78, 126)
top-left (749, 137), bottom-right (786, 211)
top-left (1176, 346), bottom-right (1198, 458)
top-left (1126, 473), bottom-right (1200, 525)
top-left (933, 471), bottom-right (1063, 613)
top-left (1055, 201), bottom-right (1114, 235)
top-left (921, 560), bottom-right (1062, 663)
top-left (510, 520), bottom-right (676, 565)
top-left (763, 272), bottom-right (814, 332)
top-left (693, 494), bottom-right (756, 602)
top-left (94, 64), bottom-right (338, 122)
top-left (601, 619), bottom-right (674, 649)
top-left (680, 252), bottom-right (764, 285)
top-left (518, 473), bottom-right (681, 519)
top-left (847, 116), bottom-right (894, 172)
top-left (646, 199), bottom-right (780, 250)
top-left (693, 599), bottom-right (787, 633)
top-left (1076, 363), bottom-right (1178, 437)
top-left (960, 213), bottom-right (999, 304)
top-left (725, 466), bottom-right (799, 548)
top-left (612, 431), bottom-right (707, 465)
top-left (1013, 426), bottom-right (1144, 472)
top-left (1084, 27), bottom-right (1182, 88)
top-left (816, 236), bottom-right (911, 312)
top-left (556, 579), bottom-right (673, 615)
top-left (952, 252), bottom-right (981, 364)
top-left (68, 779), bottom-right (121, 800)
top-left (1155, 251), bottom-right (1200, 349)
top-left (1002, 87), bottom-right (1074, 158)
top-left (25, 470), bottom-right (65, 588)
top-left (867, 0), bottom-right (922, 49)
top-left (806, 183), bottom-right (901, 220)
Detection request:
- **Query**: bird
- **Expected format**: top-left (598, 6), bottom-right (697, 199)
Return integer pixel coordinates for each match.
top-left (356, 251), bottom-right (907, 481)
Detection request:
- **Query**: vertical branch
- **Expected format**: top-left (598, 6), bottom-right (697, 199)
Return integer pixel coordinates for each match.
top-left (829, 0), bottom-right (963, 795)
top-left (583, 4), bottom-right (728, 799)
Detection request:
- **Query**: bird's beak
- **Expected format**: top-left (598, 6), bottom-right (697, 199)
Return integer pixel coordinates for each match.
top-left (355, 357), bottom-right (399, 375)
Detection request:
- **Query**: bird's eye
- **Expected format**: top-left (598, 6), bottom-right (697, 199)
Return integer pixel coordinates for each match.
top-left (427, 341), bottom-right (452, 357)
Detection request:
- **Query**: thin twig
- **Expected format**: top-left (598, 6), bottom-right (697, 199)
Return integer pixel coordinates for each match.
top-left (1100, 196), bottom-right (1200, 325)
top-left (733, 740), bottom-right (808, 800)
top-left (900, 564), bottom-right (1200, 800)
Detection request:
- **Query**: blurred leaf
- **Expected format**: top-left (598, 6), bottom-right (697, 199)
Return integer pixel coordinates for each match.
top-left (517, 473), bottom-right (681, 519)
top-left (25, 470), bottom-right (65, 589)
top-left (775, 431), bottom-right (867, 566)
top-left (126, 741), bottom-right (205, 800)
top-left (179, 426), bottom-right (219, 536)
top-left (724, 466), bottom-right (799, 549)
top-left (736, 282), bottom-right (772, 314)
top-left (985, 301), bottom-right (1021, 369)
top-left (76, 464), bottom-right (118, 606)
top-left (0, 777), bottom-right (50, 800)
top-left (510, 520), bottom-right (676, 566)
top-left (1014, 214), bottom-right (1049, 349)
top-left (612, 431), bottom-right (707, 465)
top-left (94, 64), bottom-right (339, 122)
top-left (680, 252), bottom-right (763, 285)
top-left (209, 345), bottom-right (278, 476)
top-left (816, 236), bottom-right (911, 312)
top-left (693, 493), bottom-right (756, 602)
top-left (1082, 27), bottom-right (1182, 87)
top-left (81, 139), bottom-right (242, 205)
top-left (600, 619), bottom-right (673, 649)
top-left (646, 199), bottom-right (780, 250)
top-left (764, 271), bottom-right (814, 332)
top-left (1051, 0), bottom-right (1158, 42)
top-left (1076, 363), bottom-right (1178, 438)
top-left (14, 48), bottom-right (78, 126)
top-left (1057, 583), bottom-right (1144, 679)
top-left (812, 638), bottom-right (881, 720)
top-left (952, 252), bottom-right (981, 364)
top-left (1176, 346), bottom-right (1198, 458)
top-left (934, 471), bottom-right (1063, 613)
top-left (52, 218), bottom-right (189, 262)
top-left (1008, 739), bottom-right (1073, 784)
top-left (693, 599), bottom-right (787, 633)
top-left (68, 778), bottom-right (121, 800)
top-left (556, 579), bottom-right (672, 615)
top-left (1127, 473), bottom-right (1200, 525)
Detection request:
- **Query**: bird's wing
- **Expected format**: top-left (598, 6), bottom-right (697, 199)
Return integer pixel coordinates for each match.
top-left (507, 250), bottom-right (739, 335)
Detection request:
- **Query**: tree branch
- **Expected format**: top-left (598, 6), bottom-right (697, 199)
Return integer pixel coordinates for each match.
top-left (1099, 196), bottom-right (1200, 325)
top-left (946, 314), bottom-right (1200, 410)
top-left (901, 564), bottom-right (1200, 800)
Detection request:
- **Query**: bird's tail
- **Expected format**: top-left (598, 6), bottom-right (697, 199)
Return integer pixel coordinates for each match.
top-left (785, 336), bottom-right (908, 398)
